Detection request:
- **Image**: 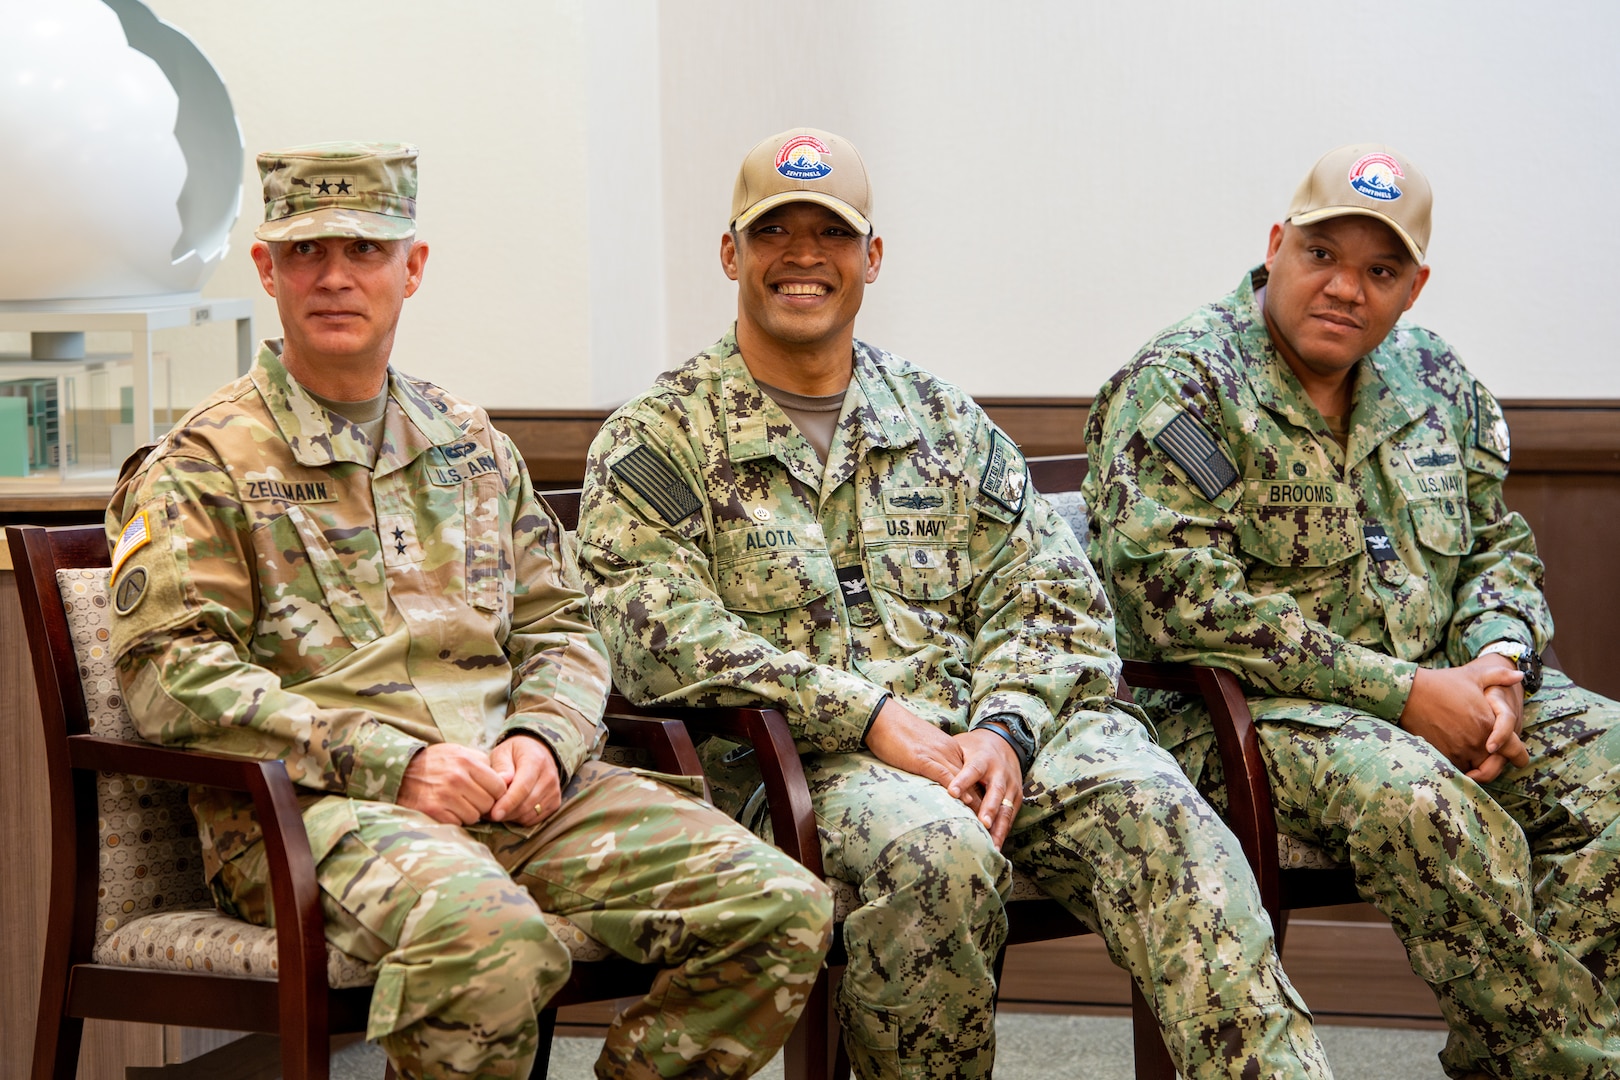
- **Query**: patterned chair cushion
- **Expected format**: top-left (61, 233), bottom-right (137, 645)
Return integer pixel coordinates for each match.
top-left (1276, 832), bottom-right (1344, 870)
top-left (58, 568), bottom-right (617, 984)
top-left (1044, 489), bottom-right (1091, 545)
top-left (93, 907), bottom-right (610, 985)
top-left (60, 569), bottom-right (215, 945)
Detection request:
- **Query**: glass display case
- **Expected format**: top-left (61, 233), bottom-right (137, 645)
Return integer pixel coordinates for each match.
top-left (0, 297), bottom-right (252, 491)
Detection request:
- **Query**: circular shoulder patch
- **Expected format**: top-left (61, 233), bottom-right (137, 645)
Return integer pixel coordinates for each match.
top-left (113, 566), bottom-right (149, 615)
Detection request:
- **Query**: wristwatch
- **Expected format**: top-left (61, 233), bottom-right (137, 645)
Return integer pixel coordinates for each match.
top-left (1479, 640), bottom-right (1543, 696)
top-left (972, 712), bottom-right (1035, 772)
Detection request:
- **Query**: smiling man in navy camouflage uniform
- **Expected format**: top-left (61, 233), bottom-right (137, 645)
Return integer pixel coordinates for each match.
top-left (1085, 143), bottom-right (1620, 1079)
top-left (576, 127), bottom-right (1331, 1080)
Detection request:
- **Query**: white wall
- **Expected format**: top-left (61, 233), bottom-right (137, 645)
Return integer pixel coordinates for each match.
top-left (659, 1), bottom-right (1620, 401)
top-left (37, 1), bottom-right (1620, 408)
top-left (145, 0), bottom-right (598, 409)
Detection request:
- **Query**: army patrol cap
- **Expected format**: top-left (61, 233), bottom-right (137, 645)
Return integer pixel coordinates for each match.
top-left (1286, 143), bottom-right (1431, 264)
top-left (255, 141), bottom-right (418, 242)
top-left (731, 127), bottom-right (873, 236)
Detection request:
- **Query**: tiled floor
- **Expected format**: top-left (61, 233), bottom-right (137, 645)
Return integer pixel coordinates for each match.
top-left (331, 1012), bottom-right (1450, 1079)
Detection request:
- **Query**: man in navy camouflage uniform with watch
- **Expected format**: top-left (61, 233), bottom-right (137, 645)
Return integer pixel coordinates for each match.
top-left (1085, 143), bottom-right (1620, 1079)
top-left (577, 128), bottom-right (1332, 1080)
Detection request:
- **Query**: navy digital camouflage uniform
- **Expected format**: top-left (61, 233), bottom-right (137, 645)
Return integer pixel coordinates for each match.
top-left (577, 328), bottom-right (1331, 1079)
top-left (106, 341), bottom-right (833, 1080)
top-left (1084, 267), bottom-right (1620, 1079)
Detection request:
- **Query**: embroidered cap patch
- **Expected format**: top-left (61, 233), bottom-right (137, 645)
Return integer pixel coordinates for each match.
top-left (776, 135), bottom-right (834, 181)
top-left (1349, 152), bottom-right (1404, 202)
top-left (1154, 411), bottom-right (1239, 501)
top-left (611, 445), bottom-right (703, 525)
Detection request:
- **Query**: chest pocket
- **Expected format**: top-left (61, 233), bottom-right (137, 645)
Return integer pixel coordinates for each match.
top-left (1409, 497), bottom-right (1470, 556)
top-left (251, 505), bottom-right (383, 684)
top-left (862, 513), bottom-right (972, 600)
top-left (1238, 503), bottom-right (1361, 568)
top-left (711, 521), bottom-right (837, 613)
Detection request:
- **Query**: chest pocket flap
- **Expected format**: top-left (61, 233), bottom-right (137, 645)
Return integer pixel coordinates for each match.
top-left (862, 513), bottom-right (972, 600)
top-left (712, 521), bottom-right (836, 613)
top-left (1409, 498), bottom-right (1470, 556)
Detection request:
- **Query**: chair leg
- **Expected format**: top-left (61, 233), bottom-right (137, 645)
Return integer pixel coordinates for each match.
top-left (32, 1010), bottom-right (83, 1080)
top-left (1129, 981), bottom-right (1177, 1080)
top-left (784, 966), bottom-right (833, 1080)
top-left (280, 1031), bottom-right (330, 1080)
top-left (1275, 908), bottom-right (1293, 952)
top-left (529, 1008), bottom-right (559, 1080)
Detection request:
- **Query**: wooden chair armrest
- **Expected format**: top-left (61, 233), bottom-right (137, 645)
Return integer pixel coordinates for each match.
top-left (604, 695), bottom-right (824, 879)
top-left (66, 735), bottom-right (332, 1032)
top-left (601, 711), bottom-right (710, 801)
top-left (1118, 661), bottom-right (1280, 916)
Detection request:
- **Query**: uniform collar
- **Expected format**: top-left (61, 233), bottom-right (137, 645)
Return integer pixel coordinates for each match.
top-left (714, 328), bottom-right (919, 486)
top-left (251, 340), bottom-right (468, 474)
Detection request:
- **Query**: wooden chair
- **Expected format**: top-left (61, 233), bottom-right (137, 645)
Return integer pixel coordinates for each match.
top-left (9, 522), bottom-right (709, 1080)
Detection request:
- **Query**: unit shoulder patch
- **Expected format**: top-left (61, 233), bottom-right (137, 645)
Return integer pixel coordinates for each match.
top-left (113, 566), bottom-right (149, 614)
top-left (1153, 409), bottom-right (1239, 501)
top-left (611, 444), bottom-right (703, 525)
top-left (1473, 382), bottom-right (1511, 464)
top-left (979, 430), bottom-right (1027, 515)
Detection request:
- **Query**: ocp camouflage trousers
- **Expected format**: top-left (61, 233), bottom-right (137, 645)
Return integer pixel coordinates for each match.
top-left (215, 760), bottom-right (834, 1080)
top-left (1158, 669), bottom-right (1620, 1080)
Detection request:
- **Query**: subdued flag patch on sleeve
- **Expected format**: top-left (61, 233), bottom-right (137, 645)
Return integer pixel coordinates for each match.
top-left (610, 445), bottom-right (703, 525)
top-left (111, 510), bottom-right (151, 578)
top-left (1473, 381), bottom-right (1511, 464)
top-left (1153, 410), bottom-right (1239, 501)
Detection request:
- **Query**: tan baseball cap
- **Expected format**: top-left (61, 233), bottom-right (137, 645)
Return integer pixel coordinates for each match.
top-left (730, 127), bottom-right (873, 236)
top-left (1286, 143), bottom-right (1431, 263)
top-left (255, 141), bottom-right (417, 242)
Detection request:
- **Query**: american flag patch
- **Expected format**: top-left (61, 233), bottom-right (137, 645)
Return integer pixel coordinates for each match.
top-left (111, 511), bottom-right (151, 577)
top-left (1153, 411), bottom-right (1238, 501)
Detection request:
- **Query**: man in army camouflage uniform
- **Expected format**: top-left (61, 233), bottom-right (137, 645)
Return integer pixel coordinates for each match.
top-left (576, 127), bottom-right (1331, 1079)
top-left (1084, 143), bottom-right (1620, 1079)
top-left (105, 141), bottom-right (833, 1080)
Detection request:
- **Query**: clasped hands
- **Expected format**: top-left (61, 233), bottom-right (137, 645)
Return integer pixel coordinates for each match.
top-left (865, 697), bottom-right (1024, 847)
top-left (396, 734), bottom-right (560, 827)
top-left (1400, 653), bottom-right (1527, 783)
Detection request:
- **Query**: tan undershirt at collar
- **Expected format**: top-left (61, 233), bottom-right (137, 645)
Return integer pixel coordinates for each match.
top-left (306, 385), bottom-right (388, 462)
top-left (756, 379), bottom-right (848, 465)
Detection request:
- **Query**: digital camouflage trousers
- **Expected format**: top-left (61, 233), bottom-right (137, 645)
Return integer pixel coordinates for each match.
top-left (707, 706), bottom-right (1331, 1080)
top-left (1156, 669), bottom-right (1620, 1080)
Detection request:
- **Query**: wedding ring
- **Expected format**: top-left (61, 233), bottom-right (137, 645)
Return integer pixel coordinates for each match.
top-left (1000, 797), bottom-right (1015, 809)
top-left (533, 804), bottom-right (543, 815)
